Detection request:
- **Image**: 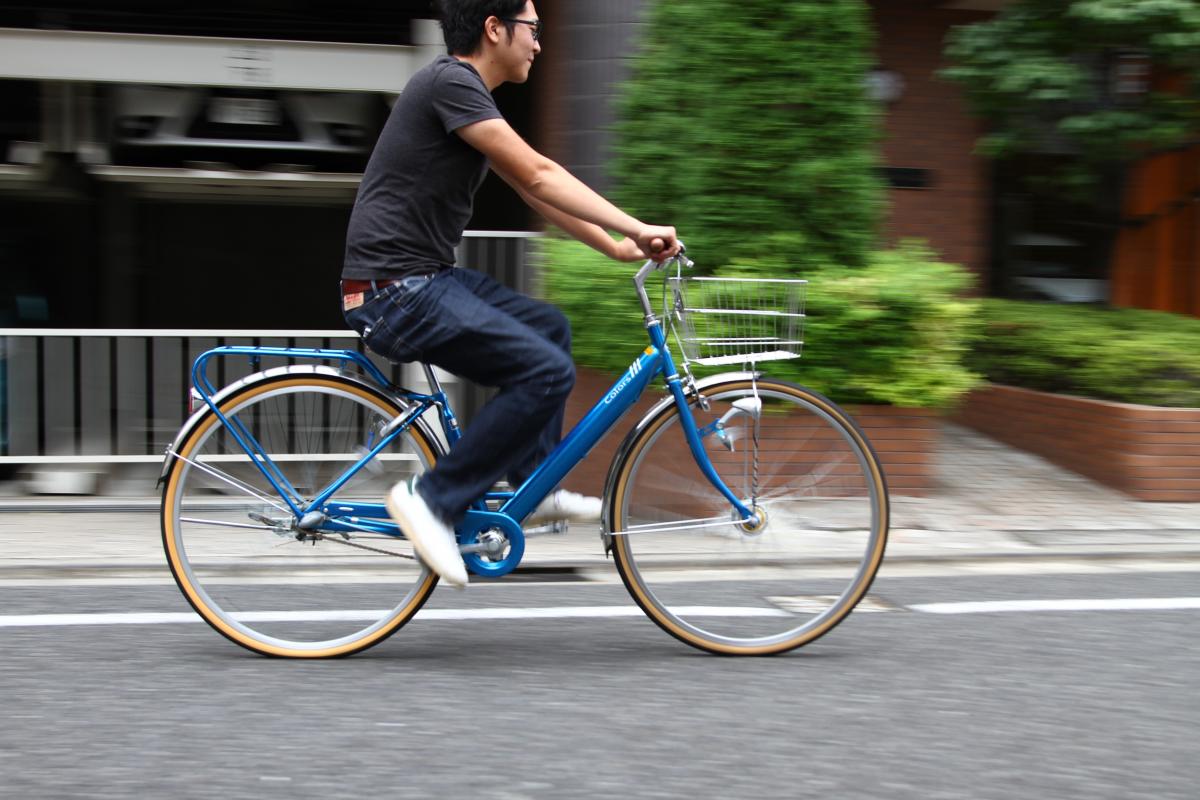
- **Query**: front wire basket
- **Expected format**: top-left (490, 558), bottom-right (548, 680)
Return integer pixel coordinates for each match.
top-left (667, 275), bottom-right (807, 367)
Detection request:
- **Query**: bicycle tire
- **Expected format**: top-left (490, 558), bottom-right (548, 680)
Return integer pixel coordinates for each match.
top-left (161, 373), bottom-right (442, 658)
top-left (608, 377), bottom-right (889, 655)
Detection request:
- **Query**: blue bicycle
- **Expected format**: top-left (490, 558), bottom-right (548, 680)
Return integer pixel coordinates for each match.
top-left (160, 251), bottom-right (889, 657)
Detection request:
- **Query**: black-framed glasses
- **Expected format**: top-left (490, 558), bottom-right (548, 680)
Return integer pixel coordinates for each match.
top-left (500, 17), bottom-right (542, 41)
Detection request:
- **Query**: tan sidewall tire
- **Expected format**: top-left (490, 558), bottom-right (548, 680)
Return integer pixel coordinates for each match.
top-left (610, 378), bottom-right (889, 655)
top-left (161, 375), bottom-right (440, 658)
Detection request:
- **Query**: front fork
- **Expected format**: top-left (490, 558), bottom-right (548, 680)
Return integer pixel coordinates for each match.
top-left (632, 254), bottom-right (759, 523)
top-left (676, 341), bottom-right (762, 470)
top-left (651, 328), bottom-right (759, 524)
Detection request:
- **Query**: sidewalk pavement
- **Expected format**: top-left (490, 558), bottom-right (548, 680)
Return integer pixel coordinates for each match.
top-left (0, 422), bottom-right (1197, 576)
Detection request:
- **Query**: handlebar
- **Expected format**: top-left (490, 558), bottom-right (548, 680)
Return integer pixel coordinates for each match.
top-left (637, 242), bottom-right (692, 277)
top-left (633, 242), bottom-right (692, 318)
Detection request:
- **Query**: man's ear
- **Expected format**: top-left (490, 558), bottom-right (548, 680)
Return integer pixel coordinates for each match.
top-left (483, 15), bottom-right (505, 46)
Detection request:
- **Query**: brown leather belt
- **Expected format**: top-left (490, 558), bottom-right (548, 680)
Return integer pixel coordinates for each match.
top-left (341, 274), bottom-right (435, 294)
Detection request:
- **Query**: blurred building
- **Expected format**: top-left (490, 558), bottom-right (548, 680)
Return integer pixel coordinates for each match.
top-left (0, 1), bottom-right (541, 331)
top-left (3, 0), bottom-right (1197, 474)
top-left (870, 1), bottom-right (1199, 317)
top-left (548, 0), bottom-right (1200, 317)
top-left (1, 0), bottom-right (1196, 331)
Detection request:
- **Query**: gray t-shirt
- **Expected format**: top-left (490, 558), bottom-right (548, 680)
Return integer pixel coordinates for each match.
top-left (342, 55), bottom-right (502, 280)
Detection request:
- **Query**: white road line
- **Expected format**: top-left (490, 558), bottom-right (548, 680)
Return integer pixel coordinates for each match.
top-left (0, 612), bottom-right (203, 627)
top-left (910, 597), bottom-right (1200, 614)
top-left (0, 598), bottom-right (1197, 628)
top-left (421, 606), bottom-right (792, 620)
top-left (0, 605), bottom-right (789, 628)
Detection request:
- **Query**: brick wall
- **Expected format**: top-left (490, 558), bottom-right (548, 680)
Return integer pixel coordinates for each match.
top-left (871, 1), bottom-right (992, 279)
top-left (558, 368), bottom-right (666, 497)
top-left (955, 385), bottom-right (1200, 502)
top-left (845, 404), bottom-right (941, 497)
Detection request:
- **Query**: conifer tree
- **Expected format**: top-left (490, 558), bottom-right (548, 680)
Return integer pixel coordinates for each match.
top-left (614, 0), bottom-right (883, 271)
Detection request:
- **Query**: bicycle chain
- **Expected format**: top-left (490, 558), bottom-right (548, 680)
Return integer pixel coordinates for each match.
top-left (751, 416), bottom-right (761, 504)
top-left (299, 530), bottom-right (416, 560)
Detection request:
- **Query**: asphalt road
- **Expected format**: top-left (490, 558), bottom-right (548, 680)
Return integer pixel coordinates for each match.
top-left (1, 570), bottom-right (1197, 799)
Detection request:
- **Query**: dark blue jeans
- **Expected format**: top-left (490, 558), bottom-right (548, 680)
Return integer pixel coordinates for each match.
top-left (342, 268), bottom-right (575, 523)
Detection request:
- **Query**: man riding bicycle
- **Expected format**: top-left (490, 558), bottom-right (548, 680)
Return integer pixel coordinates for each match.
top-left (340, 0), bottom-right (679, 587)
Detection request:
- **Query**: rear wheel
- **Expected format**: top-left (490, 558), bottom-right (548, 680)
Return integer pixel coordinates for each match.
top-left (609, 377), bottom-right (889, 655)
top-left (161, 374), bottom-right (441, 658)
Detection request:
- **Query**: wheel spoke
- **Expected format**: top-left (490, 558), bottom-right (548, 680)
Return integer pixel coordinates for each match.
top-left (612, 515), bottom-right (744, 535)
top-left (178, 516), bottom-right (280, 532)
top-left (166, 448), bottom-right (292, 514)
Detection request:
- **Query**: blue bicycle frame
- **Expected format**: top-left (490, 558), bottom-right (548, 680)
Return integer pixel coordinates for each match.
top-left (184, 255), bottom-right (754, 577)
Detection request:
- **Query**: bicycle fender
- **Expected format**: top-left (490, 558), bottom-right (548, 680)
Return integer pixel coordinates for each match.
top-left (599, 370), bottom-right (760, 551)
top-left (157, 365), bottom-right (439, 486)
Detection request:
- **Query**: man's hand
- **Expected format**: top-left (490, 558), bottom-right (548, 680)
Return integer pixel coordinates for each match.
top-left (610, 237), bottom-right (649, 262)
top-left (636, 226), bottom-right (680, 261)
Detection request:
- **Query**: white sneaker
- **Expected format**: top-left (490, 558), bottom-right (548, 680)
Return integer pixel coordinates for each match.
top-left (526, 490), bottom-right (603, 526)
top-left (385, 480), bottom-right (468, 588)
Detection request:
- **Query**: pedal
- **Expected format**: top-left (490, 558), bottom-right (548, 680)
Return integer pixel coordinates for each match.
top-left (248, 511), bottom-right (291, 532)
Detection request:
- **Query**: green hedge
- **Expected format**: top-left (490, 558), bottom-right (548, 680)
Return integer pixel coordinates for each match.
top-left (969, 300), bottom-right (1200, 408)
top-left (540, 237), bottom-right (649, 377)
top-left (543, 237), bottom-right (981, 409)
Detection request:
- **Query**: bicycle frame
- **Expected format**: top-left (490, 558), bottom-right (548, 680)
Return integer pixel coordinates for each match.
top-left (181, 256), bottom-right (754, 570)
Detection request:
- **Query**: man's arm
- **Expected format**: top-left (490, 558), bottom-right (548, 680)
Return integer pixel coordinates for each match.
top-left (457, 117), bottom-right (678, 260)
top-left (501, 175), bottom-right (645, 262)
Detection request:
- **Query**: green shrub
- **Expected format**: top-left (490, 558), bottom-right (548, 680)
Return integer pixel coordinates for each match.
top-left (717, 241), bottom-right (981, 407)
top-left (969, 300), bottom-right (1200, 407)
top-left (540, 237), bottom-right (649, 378)
top-left (543, 237), bottom-right (982, 409)
top-left (613, 0), bottom-right (883, 273)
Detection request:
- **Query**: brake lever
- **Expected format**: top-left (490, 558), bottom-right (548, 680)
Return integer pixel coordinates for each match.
top-left (648, 242), bottom-right (692, 272)
top-left (673, 241), bottom-right (693, 269)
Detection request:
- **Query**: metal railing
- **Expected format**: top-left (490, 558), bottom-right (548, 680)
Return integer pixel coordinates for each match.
top-left (0, 330), bottom-right (419, 464)
top-left (0, 231), bottom-right (539, 465)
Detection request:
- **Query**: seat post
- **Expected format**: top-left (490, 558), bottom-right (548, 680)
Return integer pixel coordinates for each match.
top-left (420, 362), bottom-right (444, 395)
top-left (419, 361), bottom-right (462, 436)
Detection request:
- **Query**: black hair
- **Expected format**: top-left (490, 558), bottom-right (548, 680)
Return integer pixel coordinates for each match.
top-left (436, 0), bottom-right (529, 56)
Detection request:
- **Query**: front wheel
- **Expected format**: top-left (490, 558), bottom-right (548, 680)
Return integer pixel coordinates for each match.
top-left (608, 377), bottom-right (889, 655)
